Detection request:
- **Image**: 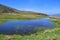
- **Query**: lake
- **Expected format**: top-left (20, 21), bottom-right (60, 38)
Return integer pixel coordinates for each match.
top-left (0, 18), bottom-right (54, 35)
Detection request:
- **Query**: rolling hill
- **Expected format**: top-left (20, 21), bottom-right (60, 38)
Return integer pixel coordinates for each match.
top-left (0, 4), bottom-right (48, 24)
top-left (0, 4), bottom-right (48, 16)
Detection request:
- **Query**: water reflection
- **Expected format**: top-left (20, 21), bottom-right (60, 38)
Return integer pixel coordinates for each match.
top-left (0, 18), bottom-right (54, 34)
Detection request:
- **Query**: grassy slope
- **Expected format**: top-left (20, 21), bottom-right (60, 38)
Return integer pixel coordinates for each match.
top-left (0, 16), bottom-right (60, 40)
top-left (0, 13), bottom-right (47, 24)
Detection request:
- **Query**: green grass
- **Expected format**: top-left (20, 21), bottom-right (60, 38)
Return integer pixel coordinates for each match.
top-left (0, 13), bottom-right (47, 24)
top-left (0, 18), bottom-right (60, 40)
top-left (0, 14), bottom-right (60, 40)
top-left (0, 28), bottom-right (60, 40)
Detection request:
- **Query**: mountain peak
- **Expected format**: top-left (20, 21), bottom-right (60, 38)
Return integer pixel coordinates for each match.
top-left (0, 4), bottom-right (19, 13)
top-left (0, 4), bottom-right (4, 6)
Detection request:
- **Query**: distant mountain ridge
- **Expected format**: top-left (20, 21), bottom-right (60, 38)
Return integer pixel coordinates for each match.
top-left (0, 4), bottom-right (48, 16)
top-left (52, 13), bottom-right (60, 17)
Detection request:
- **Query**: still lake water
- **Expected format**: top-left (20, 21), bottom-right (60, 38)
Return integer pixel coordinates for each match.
top-left (0, 18), bottom-right (54, 34)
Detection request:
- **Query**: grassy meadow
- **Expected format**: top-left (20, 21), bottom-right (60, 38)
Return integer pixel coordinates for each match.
top-left (0, 13), bottom-right (60, 40)
top-left (0, 13), bottom-right (47, 24)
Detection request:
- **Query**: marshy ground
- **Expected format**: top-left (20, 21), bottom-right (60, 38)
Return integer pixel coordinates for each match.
top-left (0, 13), bottom-right (47, 24)
top-left (0, 13), bottom-right (60, 40)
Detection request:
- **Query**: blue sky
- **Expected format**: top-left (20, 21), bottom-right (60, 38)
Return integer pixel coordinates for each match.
top-left (0, 0), bottom-right (60, 15)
